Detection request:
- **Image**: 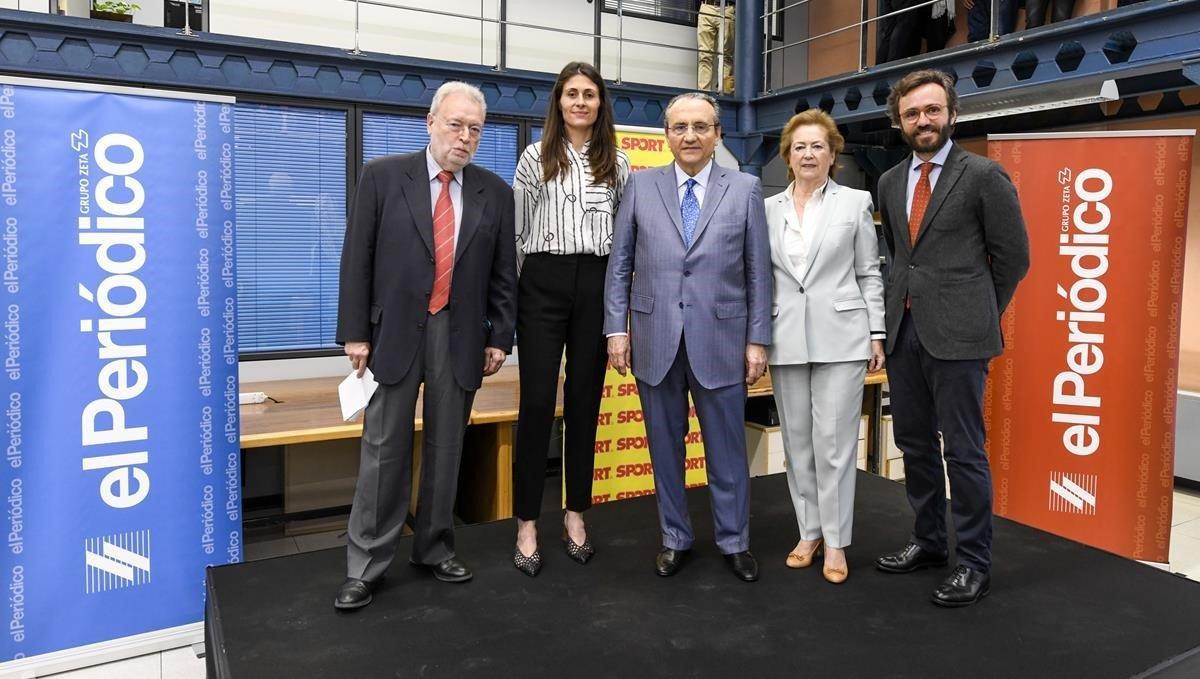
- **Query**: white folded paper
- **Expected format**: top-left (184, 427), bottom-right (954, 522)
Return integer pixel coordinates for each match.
top-left (339, 368), bottom-right (379, 421)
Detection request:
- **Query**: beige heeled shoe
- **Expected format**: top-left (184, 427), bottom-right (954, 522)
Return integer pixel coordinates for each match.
top-left (822, 550), bottom-right (849, 584)
top-left (785, 538), bottom-right (824, 569)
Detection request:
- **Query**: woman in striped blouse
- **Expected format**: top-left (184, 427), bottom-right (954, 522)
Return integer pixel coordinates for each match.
top-left (510, 61), bottom-right (630, 577)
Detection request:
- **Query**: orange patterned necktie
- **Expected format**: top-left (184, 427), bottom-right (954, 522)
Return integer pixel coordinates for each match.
top-left (908, 162), bottom-right (933, 247)
top-left (428, 170), bottom-right (455, 314)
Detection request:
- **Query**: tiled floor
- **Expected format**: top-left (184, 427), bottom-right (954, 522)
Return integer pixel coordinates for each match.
top-left (39, 486), bottom-right (1200, 678)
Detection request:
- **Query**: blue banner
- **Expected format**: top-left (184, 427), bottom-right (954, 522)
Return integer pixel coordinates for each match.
top-left (0, 81), bottom-right (241, 662)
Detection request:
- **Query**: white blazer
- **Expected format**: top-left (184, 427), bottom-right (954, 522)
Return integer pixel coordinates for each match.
top-left (765, 178), bottom-right (885, 366)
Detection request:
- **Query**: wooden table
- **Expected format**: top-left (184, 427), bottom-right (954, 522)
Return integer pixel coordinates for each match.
top-left (238, 367), bottom-right (888, 525)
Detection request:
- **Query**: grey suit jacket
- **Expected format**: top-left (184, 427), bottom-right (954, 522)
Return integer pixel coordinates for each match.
top-left (765, 178), bottom-right (884, 365)
top-left (603, 161), bottom-right (772, 389)
top-left (878, 143), bottom-right (1030, 360)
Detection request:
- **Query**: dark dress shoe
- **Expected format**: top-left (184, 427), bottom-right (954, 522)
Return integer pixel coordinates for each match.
top-left (724, 551), bottom-right (760, 582)
top-left (512, 546), bottom-right (542, 577)
top-left (333, 577), bottom-right (374, 610)
top-left (563, 532), bottom-right (595, 565)
top-left (932, 565), bottom-right (990, 607)
top-left (655, 548), bottom-right (689, 577)
top-left (875, 542), bottom-right (949, 574)
top-left (412, 557), bottom-right (474, 583)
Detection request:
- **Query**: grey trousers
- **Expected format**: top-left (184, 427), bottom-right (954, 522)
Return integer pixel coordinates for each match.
top-left (772, 360), bottom-right (865, 549)
top-left (345, 310), bottom-right (473, 582)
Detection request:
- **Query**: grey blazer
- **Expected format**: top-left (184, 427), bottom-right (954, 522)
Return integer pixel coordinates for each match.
top-left (878, 143), bottom-right (1030, 360)
top-left (765, 179), bottom-right (884, 365)
top-left (603, 162), bottom-right (772, 389)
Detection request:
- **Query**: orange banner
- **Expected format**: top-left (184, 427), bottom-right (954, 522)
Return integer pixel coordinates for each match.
top-left (986, 131), bottom-right (1195, 562)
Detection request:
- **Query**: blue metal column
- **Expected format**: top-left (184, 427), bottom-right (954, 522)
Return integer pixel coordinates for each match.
top-left (729, 0), bottom-right (766, 175)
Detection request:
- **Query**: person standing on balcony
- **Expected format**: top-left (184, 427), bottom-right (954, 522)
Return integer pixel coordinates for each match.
top-left (697, 0), bottom-right (735, 93)
top-left (510, 62), bottom-right (630, 577)
top-left (1024, 0), bottom-right (1073, 29)
top-left (877, 0), bottom-right (954, 64)
top-left (965, 0), bottom-right (1017, 42)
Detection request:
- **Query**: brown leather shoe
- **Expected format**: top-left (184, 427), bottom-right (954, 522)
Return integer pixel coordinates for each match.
top-left (786, 538), bottom-right (823, 569)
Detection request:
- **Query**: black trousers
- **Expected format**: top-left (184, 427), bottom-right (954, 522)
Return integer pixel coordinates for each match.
top-left (877, 0), bottom-right (951, 64)
top-left (886, 311), bottom-right (993, 571)
top-left (1024, 0), bottom-right (1073, 28)
top-left (513, 253), bottom-right (609, 521)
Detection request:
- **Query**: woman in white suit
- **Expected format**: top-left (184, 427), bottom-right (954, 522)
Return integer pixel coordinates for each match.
top-left (766, 109), bottom-right (885, 584)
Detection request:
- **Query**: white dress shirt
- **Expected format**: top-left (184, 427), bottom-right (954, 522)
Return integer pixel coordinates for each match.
top-left (782, 179), bottom-right (829, 276)
top-left (426, 147), bottom-right (463, 244)
top-left (675, 159), bottom-right (714, 208)
top-left (905, 139), bottom-right (953, 220)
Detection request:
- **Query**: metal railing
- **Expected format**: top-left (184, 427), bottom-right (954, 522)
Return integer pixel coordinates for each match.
top-left (336, 0), bottom-right (731, 91)
top-left (761, 0), bottom-right (1005, 94)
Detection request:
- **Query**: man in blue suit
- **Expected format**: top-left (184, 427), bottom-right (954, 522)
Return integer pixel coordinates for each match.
top-left (604, 92), bottom-right (772, 582)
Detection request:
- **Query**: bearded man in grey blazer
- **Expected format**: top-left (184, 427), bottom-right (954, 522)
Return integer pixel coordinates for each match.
top-left (874, 69), bottom-right (1029, 608)
top-left (604, 92), bottom-right (772, 582)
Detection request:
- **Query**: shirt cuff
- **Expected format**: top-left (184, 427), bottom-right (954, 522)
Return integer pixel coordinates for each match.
top-left (870, 332), bottom-right (886, 340)
top-left (606, 332), bottom-right (628, 338)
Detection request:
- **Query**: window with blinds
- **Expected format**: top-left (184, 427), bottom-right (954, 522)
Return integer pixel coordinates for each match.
top-left (233, 103), bottom-right (348, 354)
top-left (361, 112), bottom-right (520, 184)
top-left (602, 0), bottom-right (697, 25)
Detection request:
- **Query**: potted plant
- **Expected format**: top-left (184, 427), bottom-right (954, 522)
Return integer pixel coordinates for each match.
top-left (90, 1), bottom-right (141, 22)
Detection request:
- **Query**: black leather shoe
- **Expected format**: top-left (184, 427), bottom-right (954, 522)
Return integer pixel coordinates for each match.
top-left (412, 557), bottom-right (474, 583)
top-left (655, 548), bottom-right (689, 577)
top-left (333, 577), bottom-right (374, 610)
top-left (931, 565), bottom-right (990, 607)
top-left (724, 551), bottom-right (759, 582)
top-left (875, 542), bottom-right (949, 574)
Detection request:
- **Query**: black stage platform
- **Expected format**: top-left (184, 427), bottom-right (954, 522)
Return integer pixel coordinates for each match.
top-left (205, 473), bottom-right (1200, 678)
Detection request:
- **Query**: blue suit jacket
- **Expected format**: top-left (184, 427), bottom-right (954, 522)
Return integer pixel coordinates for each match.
top-left (603, 161), bottom-right (772, 389)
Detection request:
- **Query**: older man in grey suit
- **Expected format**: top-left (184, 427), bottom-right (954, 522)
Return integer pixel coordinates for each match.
top-left (604, 92), bottom-right (772, 582)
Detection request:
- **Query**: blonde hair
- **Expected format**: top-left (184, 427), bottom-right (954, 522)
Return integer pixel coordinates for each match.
top-left (779, 109), bottom-right (844, 181)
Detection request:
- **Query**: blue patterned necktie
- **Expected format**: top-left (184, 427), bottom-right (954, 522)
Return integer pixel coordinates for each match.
top-left (681, 178), bottom-right (699, 246)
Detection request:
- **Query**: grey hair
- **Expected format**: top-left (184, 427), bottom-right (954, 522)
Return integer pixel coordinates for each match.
top-left (430, 81), bottom-right (487, 118)
top-left (664, 92), bottom-right (721, 127)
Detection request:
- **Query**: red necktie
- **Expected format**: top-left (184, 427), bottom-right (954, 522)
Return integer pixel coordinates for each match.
top-left (906, 162), bottom-right (933, 309)
top-left (428, 170), bottom-right (454, 314)
top-left (908, 162), bottom-right (933, 247)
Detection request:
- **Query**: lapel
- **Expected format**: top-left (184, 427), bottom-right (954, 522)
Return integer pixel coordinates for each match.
top-left (769, 187), bottom-right (804, 286)
top-left (889, 158), bottom-right (912, 257)
top-left (798, 178), bottom-right (840, 283)
top-left (690, 162), bottom-right (730, 251)
top-left (454, 164), bottom-right (486, 264)
top-left (913, 143), bottom-right (966, 249)
top-left (402, 151), bottom-right (434, 258)
top-left (654, 164), bottom-right (686, 244)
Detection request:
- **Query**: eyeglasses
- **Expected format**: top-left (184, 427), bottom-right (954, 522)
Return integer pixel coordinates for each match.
top-left (438, 117), bottom-right (484, 139)
top-left (667, 121), bottom-right (718, 136)
top-left (900, 105), bottom-right (946, 125)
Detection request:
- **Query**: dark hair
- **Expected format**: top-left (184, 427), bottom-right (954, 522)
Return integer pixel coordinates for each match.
top-left (540, 62), bottom-right (619, 188)
top-left (886, 69), bottom-right (959, 127)
top-left (779, 109), bottom-right (844, 180)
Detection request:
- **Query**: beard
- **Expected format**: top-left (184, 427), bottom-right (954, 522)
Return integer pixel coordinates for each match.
top-left (902, 119), bottom-right (954, 154)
